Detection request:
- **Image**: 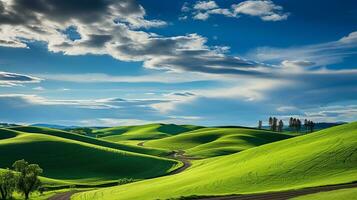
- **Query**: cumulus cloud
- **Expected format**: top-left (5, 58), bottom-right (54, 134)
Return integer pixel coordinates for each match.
top-left (232, 0), bottom-right (289, 21)
top-left (194, 1), bottom-right (218, 10)
top-left (183, 0), bottom-right (288, 21)
top-left (0, 0), bottom-right (273, 77)
top-left (0, 71), bottom-right (41, 87)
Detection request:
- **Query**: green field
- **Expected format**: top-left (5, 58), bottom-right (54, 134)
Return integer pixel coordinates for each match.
top-left (292, 187), bottom-right (357, 200)
top-left (0, 127), bottom-right (180, 186)
top-left (72, 122), bottom-right (357, 200)
top-left (1, 122), bottom-right (356, 200)
top-left (145, 127), bottom-right (293, 158)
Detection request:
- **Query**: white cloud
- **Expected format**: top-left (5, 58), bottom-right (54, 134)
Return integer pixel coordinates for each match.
top-left (186, 0), bottom-right (288, 21)
top-left (232, 0), bottom-right (289, 21)
top-left (193, 12), bottom-right (210, 20)
top-left (194, 1), bottom-right (218, 10)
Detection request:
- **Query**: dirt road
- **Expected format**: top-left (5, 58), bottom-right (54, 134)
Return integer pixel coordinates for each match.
top-left (198, 182), bottom-right (357, 200)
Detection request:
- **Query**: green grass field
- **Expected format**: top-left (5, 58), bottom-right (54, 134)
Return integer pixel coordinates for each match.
top-left (0, 127), bottom-right (181, 186)
top-left (291, 187), bottom-right (357, 200)
top-left (145, 127), bottom-right (293, 158)
top-left (95, 123), bottom-right (203, 141)
top-left (9, 126), bottom-right (171, 156)
top-left (72, 122), bottom-right (357, 200)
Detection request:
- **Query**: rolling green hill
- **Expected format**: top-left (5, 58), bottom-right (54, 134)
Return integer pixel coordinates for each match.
top-left (73, 122), bottom-right (357, 200)
top-left (9, 126), bottom-right (170, 156)
top-left (0, 128), bottom-right (181, 186)
top-left (95, 123), bottom-right (203, 141)
top-left (145, 127), bottom-right (293, 158)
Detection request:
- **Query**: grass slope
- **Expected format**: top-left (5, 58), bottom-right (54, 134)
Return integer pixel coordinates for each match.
top-left (73, 122), bottom-right (357, 200)
top-left (9, 126), bottom-right (170, 156)
top-left (0, 128), bottom-right (180, 186)
top-left (95, 123), bottom-right (203, 141)
top-left (291, 187), bottom-right (357, 200)
top-left (146, 127), bottom-right (293, 158)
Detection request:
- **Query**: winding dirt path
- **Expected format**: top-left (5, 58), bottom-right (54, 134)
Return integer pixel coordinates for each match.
top-left (197, 182), bottom-right (357, 200)
top-left (139, 141), bottom-right (192, 175)
top-left (138, 141), bottom-right (145, 146)
top-left (48, 191), bottom-right (77, 200)
top-left (167, 150), bottom-right (192, 175)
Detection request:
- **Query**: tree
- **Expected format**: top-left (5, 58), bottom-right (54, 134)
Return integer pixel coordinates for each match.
top-left (304, 119), bottom-right (308, 133)
top-left (308, 120), bottom-right (315, 133)
top-left (13, 160), bottom-right (43, 200)
top-left (258, 120), bottom-right (262, 129)
top-left (268, 117), bottom-right (273, 130)
top-left (296, 119), bottom-right (301, 133)
top-left (0, 169), bottom-right (16, 200)
top-left (272, 117), bottom-right (278, 131)
top-left (289, 117), bottom-right (294, 129)
top-left (278, 120), bottom-right (284, 132)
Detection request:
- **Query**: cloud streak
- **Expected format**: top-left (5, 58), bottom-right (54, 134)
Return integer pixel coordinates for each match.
top-left (0, 71), bottom-right (41, 87)
top-left (249, 31), bottom-right (357, 66)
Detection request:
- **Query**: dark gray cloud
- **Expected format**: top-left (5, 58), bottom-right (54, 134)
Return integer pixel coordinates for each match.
top-left (0, 0), bottom-right (143, 24)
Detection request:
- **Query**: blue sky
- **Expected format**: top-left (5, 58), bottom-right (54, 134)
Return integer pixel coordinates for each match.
top-left (0, 0), bottom-right (356, 126)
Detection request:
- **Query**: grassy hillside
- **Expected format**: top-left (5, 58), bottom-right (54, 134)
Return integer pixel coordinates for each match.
top-left (146, 127), bottom-right (293, 158)
top-left (73, 122), bottom-right (357, 200)
top-left (0, 128), bottom-right (180, 186)
top-left (292, 187), bottom-right (357, 200)
top-left (9, 126), bottom-right (170, 156)
top-left (95, 123), bottom-right (203, 141)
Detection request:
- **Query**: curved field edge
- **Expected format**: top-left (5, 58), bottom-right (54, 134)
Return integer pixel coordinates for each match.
top-left (72, 122), bottom-right (357, 200)
top-left (0, 128), bottom-right (182, 186)
top-left (291, 187), bottom-right (357, 200)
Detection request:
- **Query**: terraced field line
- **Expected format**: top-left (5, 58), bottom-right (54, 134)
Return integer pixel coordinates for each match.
top-left (198, 182), bottom-right (357, 200)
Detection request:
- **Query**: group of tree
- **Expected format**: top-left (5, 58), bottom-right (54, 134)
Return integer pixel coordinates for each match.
top-left (0, 160), bottom-right (42, 200)
top-left (267, 117), bottom-right (284, 132)
top-left (259, 117), bottom-right (315, 133)
top-left (289, 118), bottom-right (315, 133)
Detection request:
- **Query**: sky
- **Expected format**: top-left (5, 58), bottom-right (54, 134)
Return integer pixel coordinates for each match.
top-left (0, 0), bottom-right (356, 127)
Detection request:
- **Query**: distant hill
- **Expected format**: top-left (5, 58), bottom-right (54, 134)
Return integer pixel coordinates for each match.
top-left (95, 123), bottom-right (204, 141)
top-left (0, 123), bottom-right (19, 128)
top-left (31, 123), bottom-right (79, 129)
